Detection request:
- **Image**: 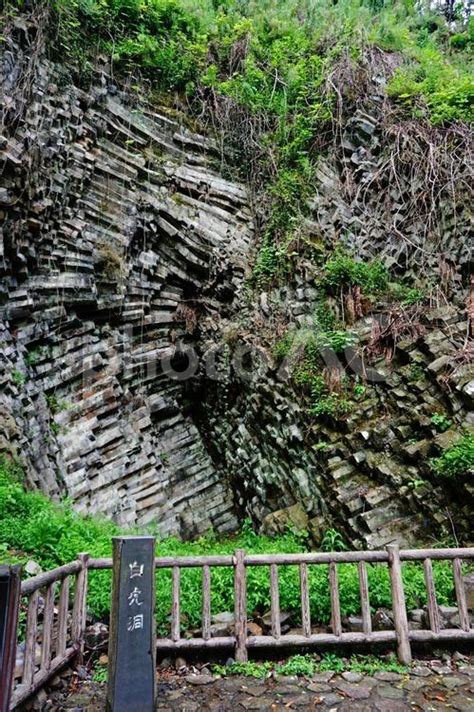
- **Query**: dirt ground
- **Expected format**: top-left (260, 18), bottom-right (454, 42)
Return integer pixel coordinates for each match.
top-left (39, 659), bottom-right (474, 711)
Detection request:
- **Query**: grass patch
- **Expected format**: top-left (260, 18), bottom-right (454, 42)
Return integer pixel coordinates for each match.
top-left (214, 652), bottom-right (407, 678)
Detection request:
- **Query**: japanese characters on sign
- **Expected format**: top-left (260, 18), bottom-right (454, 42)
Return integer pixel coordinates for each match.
top-left (127, 561), bottom-right (145, 631)
top-left (107, 537), bottom-right (156, 712)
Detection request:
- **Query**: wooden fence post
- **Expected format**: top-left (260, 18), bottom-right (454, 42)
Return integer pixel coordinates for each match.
top-left (299, 564), bottom-right (311, 638)
top-left (423, 558), bottom-right (440, 634)
top-left (0, 565), bottom-right (21, 712)
top-left (107, 537), bottom-right (156, 712)
top-left (234, 549), bottom-right (248, 662)
top-left (386, 544), bottom-right (412, 665)
top-left (202, 565), bottom-right (211, 641)
top-left (453, 558), bottom-right (470, 632)
top-left (270, 564), bottom-right (281, 640)
top-left (72, 552), bottom-right (89, 661)
top-left (358, 561), bottom-right (372, 635)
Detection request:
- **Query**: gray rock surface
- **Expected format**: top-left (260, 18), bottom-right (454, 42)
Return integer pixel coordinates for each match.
top-left (0, 5), bottom-right (472, 546)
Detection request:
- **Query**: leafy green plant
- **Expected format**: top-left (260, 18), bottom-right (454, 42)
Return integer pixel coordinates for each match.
top-left (390, 283), bottom-right (426, 305)
top-left (214, 661), bottom-right (272, 678)
top-left (92, 659), bottom-right (108, 683)
top-left (320, 529), bottom-right (347, 552)
top-left (309, 392), bottom-right (352, 419)
top-left (317, 330), bottom-right (358, 354)
top-left (407, 478), bottom-right (425, 490)
top-left (253, 240), bottom-right (288, 287)
top-left (11, 370), bottom-right (27, 387)
top-left (430, 433), bottom-right (474, 478)
top-left (273, 332), bottom-right (295, 363)
top-left (47, 395), bottom-right (70, 414)
top-left (214, 652), bottom-right (407, 678)
top-left (25, 349), bottom-right (43, 367)
top-left (408, 363), bottom-right (424, 381)
top-left (321, 253), bottom-right (389, 296)
top-left (346, 653), bottom-right (406, 675)
top-left (316, 653), bottom-right (346, 673)
top-left (430, 412), bottom-right (452, 433)
top-left (50, 422), bottom-right (62, 436)
top-left (388, 48), bottom-right (474, 124)
top-left (276, 654), bottom-right (316, 677)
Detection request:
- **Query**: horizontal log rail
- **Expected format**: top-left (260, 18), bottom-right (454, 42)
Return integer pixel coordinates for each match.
top-left (8, 545), bottom-right (474, 709)
top-left (86, 546), bottom-right (474, 570)
top-left (20, 561), bottom-right (82, 597)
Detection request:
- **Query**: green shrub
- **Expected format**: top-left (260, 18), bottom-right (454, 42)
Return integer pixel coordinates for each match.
top-left (430, 433), bottom-right (474, 478)
top-left (388, 46), bottom-right (474, 124)
top-left (430, 412), bottom-right (452, 433)
top-left (321, 253), bottom-right (389, 295)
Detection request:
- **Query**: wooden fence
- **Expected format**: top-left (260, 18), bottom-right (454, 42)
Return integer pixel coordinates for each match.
top-left (9, 554), bottom-right (89, 710)
top-left (7, 545), bottom-right (474, 709)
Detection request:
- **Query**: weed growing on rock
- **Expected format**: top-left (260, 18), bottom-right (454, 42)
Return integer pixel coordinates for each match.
top-left (430, 433), bottom-right (474, 478)
top-left (92, 659), bottom-right (108, 683)
top-left (430, 412), bottom-right (453, 433)
top-left (276, 654), bottom-right (316, 677)
top-left (11, 370), bottom-right (27, 387)
top-left (214, 652), bottom-right (407, 678)
top-left (214, 661), bottom-right (272, 679)
top-left (320, 529), bottom-right (347, 552)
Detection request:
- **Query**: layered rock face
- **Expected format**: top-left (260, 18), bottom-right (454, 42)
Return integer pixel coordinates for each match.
top-left (194, 106), bottom-right (473, 547)
top-left (0, 16), bottom-right (252, 535)
top-left (1, 12), bottom-right (472, 546)
top-left (197, 306), bottom-right (473, 548)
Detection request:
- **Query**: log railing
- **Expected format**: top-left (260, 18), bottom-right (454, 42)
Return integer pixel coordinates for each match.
top-left (89, 545), bottom-right (474, 666)
top-left (7, 545), bottom-right (474, 709)
top-left (9, 554), bottom-right (89, 710)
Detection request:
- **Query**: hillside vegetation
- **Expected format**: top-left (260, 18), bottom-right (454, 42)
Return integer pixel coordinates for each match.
top-left (49, 0), bottom-right (473, 123)
top-left (42, 0), bottom-right (472, 283)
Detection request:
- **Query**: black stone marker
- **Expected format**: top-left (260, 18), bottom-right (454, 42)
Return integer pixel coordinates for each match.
top-left (107, 537), bottom-right (156, 712)
top-left (0, 565), bottom-right (21, 712)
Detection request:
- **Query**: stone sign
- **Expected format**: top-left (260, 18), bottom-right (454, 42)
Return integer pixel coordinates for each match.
top-left (0, 565), bottom-right (21, 712)
top-left (106, 537), bottom-right (156, 712)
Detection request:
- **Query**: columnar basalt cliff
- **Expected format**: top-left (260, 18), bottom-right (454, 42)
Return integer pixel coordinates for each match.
top-left (1, 8), bottom-right (472, 547)
top-left (0, 15), bottom-right (253, 536)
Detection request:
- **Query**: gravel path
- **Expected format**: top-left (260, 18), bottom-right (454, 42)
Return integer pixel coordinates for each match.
top-left (53, 662), bottom-right (474, 711)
